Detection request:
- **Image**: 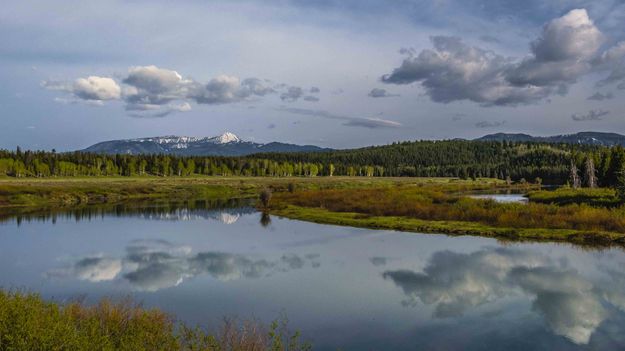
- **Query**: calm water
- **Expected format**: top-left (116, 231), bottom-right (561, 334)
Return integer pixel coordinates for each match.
top-left (468, 194), bottom-right (529, 203)
top-left (1, 201), bottom-right (625, 350)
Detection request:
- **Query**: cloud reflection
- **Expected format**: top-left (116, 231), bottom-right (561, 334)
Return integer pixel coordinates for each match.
top-left (383, 247), bottom-right (621, 345)
top-left (47, 239), bottom-right (320, 293)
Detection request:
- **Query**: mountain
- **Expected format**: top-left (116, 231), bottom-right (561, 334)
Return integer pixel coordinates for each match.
top-left (475, 131), bottom-right (625, 146)
top-left (82, 132), bottom-right (330, 156)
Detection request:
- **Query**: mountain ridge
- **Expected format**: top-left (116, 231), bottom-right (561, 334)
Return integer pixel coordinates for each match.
top-left (474, 131), bottom-right (625, 146)
top-left (82, 132), bottom-right (330, 156)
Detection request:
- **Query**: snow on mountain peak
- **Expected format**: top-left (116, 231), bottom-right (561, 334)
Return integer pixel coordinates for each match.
top-left (215, 132), bottom-right (240, 144)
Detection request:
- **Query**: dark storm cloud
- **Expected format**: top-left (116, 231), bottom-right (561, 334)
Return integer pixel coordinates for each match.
top-left (382, 9), bottom-right (625, 107)
top-left (571, 109), bottom-right (609, 121)
top-left (277, 107), bottom-right (401, 129)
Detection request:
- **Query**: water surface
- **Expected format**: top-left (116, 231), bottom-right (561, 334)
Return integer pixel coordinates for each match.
top-left (1, 201), bottom-right (624, 350)
top-left (468, 193), bottom-right (529, 203)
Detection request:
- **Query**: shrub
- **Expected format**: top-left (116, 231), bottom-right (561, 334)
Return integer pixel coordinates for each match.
top-left (0, 290), bottom-right (311, 351)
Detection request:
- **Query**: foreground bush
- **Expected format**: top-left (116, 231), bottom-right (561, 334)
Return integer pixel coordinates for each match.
top-left (0, 290), bottom-right (311, 351)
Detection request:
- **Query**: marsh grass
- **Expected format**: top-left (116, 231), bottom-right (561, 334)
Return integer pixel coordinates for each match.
top-left (271, 185), bottom-right (625, 245)
top-left (527, 187), bottom-right (618, 207)
top-left (0, 290), bottom-right (311, 351)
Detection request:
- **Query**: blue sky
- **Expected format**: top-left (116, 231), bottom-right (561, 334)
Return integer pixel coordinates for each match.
top-left (1, 0), bottom-right (624, 150)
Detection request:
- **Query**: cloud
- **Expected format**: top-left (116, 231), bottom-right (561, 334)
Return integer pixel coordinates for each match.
top-left (43, 76), bottom-right (121, 102)
top-left (369, 257), bottom-right (388, 266)
top-left (571, 109), bottom-right (609, 121)
top-left (45, 256), bottom-right (122, 282)
top-left (190, 75), bottom-right (243, 104)
top-left (47, 238), bottom-right (319, 292)
top-left (382, 36), bottom-right (553, 106)
top-left (506, 9), bottom-right (603, 87)
top-left (594, 41), bottom-right (625, 87)
top-left (280, 86), bottom-right (304, 102)
top-left (383, 247), bottom-right (615, 344)
top-left (303, 95), bottom-right (320, 102)
top-left (277, 106), bottom-right (401, 129)
top-left (587, 92), bottom-right (614, 100)
top-left (475, 120), bottom-right (505, 128)
top-left (240, 78), bottom-right (276, 97)
top-left (509, 266), bottom-right (607, 345)
top-left (343, 117), bottom-right (402, 129)
top-left (368, 88), bottom-right (399, 98)
top-left (127, 102), bottom-right (192, 118)
top-left (382, 9), bottom-right (620, 107)
top-left (43, 65), bottom-right (277, 116)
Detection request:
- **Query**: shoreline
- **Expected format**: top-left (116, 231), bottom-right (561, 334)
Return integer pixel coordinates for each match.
top-left (269, 205), bottom-right (625, 248)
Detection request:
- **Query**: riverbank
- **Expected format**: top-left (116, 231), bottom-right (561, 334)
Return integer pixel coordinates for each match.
top-left (0, 290), bottom-right (309, 351)
top-left (0, 176), bottom-right (504, 214)
top-left (4, 176), bottom-right (620, 247)
top-left (268, 185), bottom-right (625, 247)
top-left (270, 205), bottom-right (624, 246)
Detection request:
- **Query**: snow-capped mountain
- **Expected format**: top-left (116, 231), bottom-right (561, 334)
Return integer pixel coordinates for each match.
top-left (82, 132), bottom-right (329, 156)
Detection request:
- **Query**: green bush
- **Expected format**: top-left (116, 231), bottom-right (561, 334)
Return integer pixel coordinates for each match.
top-left (0, 290), bottom-right (311, 351)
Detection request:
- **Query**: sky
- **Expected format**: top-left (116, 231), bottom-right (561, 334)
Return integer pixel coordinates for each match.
top-left (1, 0), bottom-right (625, 150)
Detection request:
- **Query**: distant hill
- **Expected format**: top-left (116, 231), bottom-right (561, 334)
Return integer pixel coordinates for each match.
top-left (475, 132), bottom-right (625, 146)
top-left (82, 132), bottom-right (330, 156)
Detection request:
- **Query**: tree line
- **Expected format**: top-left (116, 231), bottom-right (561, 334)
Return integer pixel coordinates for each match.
top-left (2, 140), bottom-right (625, 186)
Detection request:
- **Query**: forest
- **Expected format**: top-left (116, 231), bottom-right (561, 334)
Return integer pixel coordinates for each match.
top-left (1, 140), bottom-right (625, 186)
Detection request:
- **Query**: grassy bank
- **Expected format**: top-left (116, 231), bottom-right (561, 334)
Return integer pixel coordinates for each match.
top-left (0, 176), bottom-right (504, 213)
top-left (527, 187), bottom-right (619, 207)
top-left (0, 290), bottom-right (310, 351)
top-left (269, 185), bottom-right (625, 247)
top-left (271, 205), bottom-right (624, 246)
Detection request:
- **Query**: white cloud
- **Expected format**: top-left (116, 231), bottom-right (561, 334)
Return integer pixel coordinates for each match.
top-left (382, 9), bottom-right (620, 107)
top-left (43, 66), bottom-right (279, 116)
top-left (73, 76), bottom-right (121, 101)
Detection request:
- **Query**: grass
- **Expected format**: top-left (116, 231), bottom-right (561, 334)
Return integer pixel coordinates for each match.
top-left (271, 205), bottom-right (625, 247)
top-left (268, 184), bottom-right (625, 247)
top-left (0, 176), bottom-right (504, 211)
top-left (0, 290), bottom-right (311, 351)
top-left (527, 187), bottom-right (619, 207)
top-left (4, 175), bottom-right (622, 246)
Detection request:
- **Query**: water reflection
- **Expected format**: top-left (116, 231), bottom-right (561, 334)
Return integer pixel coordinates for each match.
top-left (2, 202), bottom-right (625, 349)
top-left (47, 238), bottom-right (321, 292)
top-left (1, 198), bottom-right (253, 225)
top-left (260, 212), bottom-right (272, 227)
top-left (383, 247), bottom-right (621, 344)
